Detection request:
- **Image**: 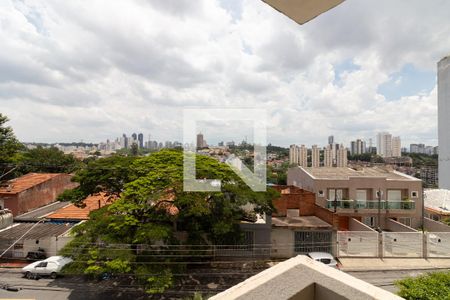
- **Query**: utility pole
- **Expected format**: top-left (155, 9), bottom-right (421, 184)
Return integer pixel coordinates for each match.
top-left (377, 188), bottom-right (381, 230)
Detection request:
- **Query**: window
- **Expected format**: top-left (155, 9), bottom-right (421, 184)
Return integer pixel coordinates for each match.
top-left (318, 190), bottom-right (324, 197)
top-left (387, 190), bottom-right (402, 201)
top-left (398, 217), bottom-right (411, 227)
top-left (36, 262), bottom-right (47, 268)
top-left (329, 189), bottom-right (344, 200)
top-left (320, 258), bottom-right (332, 264)
top-left (411, 191), bottom-right (418, 198)
top-left (363, 216), bottom-right (377, 227)
top-left (356, 189), bottom-right (367, 201)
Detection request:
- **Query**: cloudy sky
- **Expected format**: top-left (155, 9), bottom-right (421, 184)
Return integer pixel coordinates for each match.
top-left (1, 0), bottom-right (449, 147)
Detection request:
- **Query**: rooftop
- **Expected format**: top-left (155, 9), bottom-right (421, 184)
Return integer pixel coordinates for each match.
top-left (14, 201), bottom-right (71, 222)
top-left (0, 223), bottom-right (73, 241)
top-left (272, 216), bottom-right (332, 229)
top-left (210, 255), bottom-right (402, 300)
top-left (0, 173), bottom-right (64, 194)
top-left (300, 166), bottom-right (419, 181)
top-left (47, 193), bottom-right (114, 221)
top-left (425, 189), bottom-right (450, 213)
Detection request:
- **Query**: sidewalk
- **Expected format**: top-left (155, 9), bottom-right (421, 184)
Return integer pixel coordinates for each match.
top-left (340, 258), bottom-right (450, 271)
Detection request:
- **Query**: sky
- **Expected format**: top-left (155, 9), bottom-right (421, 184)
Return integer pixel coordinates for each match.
top-left (0, 0), bottom-right (449, 147)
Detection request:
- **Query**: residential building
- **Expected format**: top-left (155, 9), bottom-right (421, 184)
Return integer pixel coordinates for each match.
top-left (0, 173), bottom-right (78, 216)
top-left (410, 143), bottom-right (425, 154)
top-left (420, 166), bottom-right (438, 187)
top-left (439, 55), bottom-right (450, 189)
top-left (289, 144), bottom-right (307, 166)
top-left (287, 166), bottom-right (423, 229)
top-left (48, 193), bottom-right (115, 222)
top-left (271, 185), bottom-right (333, 257)
top-left (350, 139), bottom-right (365, 156)
top-left (311, 145), bottom-right (320, 167)
top-left (0, 223), bottom-right (74, 259)
top-left (377, 132), bottom-right (392, 157)
top-left (336, 145), bottom-right (347, 167)
top-left (392, 136), bottom-right (402, 157)
top-left (323, 145), bottom-right (333, 167)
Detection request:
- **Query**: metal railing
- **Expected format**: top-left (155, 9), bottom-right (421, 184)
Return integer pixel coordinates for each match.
top-left (326, 199), bottom-right (415, 210)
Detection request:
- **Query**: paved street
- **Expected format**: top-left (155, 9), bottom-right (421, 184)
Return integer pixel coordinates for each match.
top-left (0, 268), bottom-right (145, 300)
top-left (346, 269), bottom-right (450, 294)
top-left (1, 267), bottom-right (449, 299)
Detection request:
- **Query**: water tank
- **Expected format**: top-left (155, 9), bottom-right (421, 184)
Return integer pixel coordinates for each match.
top-left (0, 209), bottom-right (14, 230)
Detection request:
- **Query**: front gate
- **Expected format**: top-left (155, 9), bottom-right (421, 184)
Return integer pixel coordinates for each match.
top-left (294, 231), bottom-right (332, 254)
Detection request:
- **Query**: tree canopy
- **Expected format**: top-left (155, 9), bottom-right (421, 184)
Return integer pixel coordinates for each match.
top-left (396, 270), bottom-right (450, 300)
top-left (18, 146), bottom-right (81, 174)
top-left (60, 149), bottom-right (278, 293)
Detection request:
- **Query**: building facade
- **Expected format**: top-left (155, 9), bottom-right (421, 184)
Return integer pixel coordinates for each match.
top-left (287, 167), bottom-right (423, 229)
top-left (439, 55), bottom-right (450, 189)
top-left (0, 173), bottom-right (78, 216)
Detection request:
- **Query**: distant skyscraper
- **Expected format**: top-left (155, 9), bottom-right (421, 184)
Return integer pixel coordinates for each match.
top-left (132, 133), bottom-right (137, 141)
top-left (196, 133), bottom-right (204, 149)
top-left (122, 133), bottom-right (128, 149)
top-left (328, 135), bottom-right (334, 145)
top-left (391, 136), bottom-right (401, 157)
top-left (439, 55), bottom-right (450, 189)
top-left (377, 132), bottom-right (392, 158)
top-left (311, 145), bottom-right (320, 167)
top-left (351, 139), bottom-right (366, 155)
top-left (138, 133), bottom-right (144, 148)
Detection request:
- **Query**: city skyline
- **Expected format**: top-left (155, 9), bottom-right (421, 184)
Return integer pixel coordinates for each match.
top-left (1, 1), bottom-right (448, 147)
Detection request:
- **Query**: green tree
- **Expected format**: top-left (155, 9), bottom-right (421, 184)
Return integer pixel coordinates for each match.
top-left (0, 113), bottom-right (23, 180)
top-left (57, 155), bottom-right (137, 206)
top-left (60, 149), bottom-right (278, 293)
top-left (18, 146), bottom-right (81, 174)
top-left (396, 271), bottom-right (450, 299)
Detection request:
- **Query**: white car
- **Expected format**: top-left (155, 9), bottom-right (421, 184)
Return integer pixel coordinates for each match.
top-left (306, 252), bottom-right (339, 269)
top-left (22, 256), bottom-right (73, 279)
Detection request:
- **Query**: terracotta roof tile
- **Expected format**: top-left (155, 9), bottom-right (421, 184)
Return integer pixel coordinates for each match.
top-left (47, 193), bottom-right (115, 220)
top-left (0, 173), bottom-right (65, 194)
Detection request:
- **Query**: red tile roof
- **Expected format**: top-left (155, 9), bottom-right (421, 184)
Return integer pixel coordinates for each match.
top-left (0, 173), bottom-right (63, 194)
top-left (47, 193), bottom-right (114, 220)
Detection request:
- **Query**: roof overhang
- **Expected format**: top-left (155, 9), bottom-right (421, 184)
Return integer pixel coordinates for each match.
top-left (262, 0), bottom-right (345, 25)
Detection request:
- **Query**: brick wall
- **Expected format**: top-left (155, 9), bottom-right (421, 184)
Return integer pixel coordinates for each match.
top-left (4, 174), bottom-right (78, 216)
top-left (272, 185), bottom-right (315, 217)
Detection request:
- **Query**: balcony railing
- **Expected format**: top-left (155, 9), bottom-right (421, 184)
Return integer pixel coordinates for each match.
top-left (326, 199), bottom-right (415, 210)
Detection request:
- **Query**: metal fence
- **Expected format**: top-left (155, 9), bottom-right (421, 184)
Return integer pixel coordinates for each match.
top-left (337, 231), bottom-right (379, 257)
top-left (382, 232), bottom-right (423, 257)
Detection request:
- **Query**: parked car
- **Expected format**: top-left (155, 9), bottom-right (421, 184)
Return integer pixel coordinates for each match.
top-left (26, 248), bottom-right (46, 260)
top-left (22, 256), bottom-right (73, 279)
top-left (306, 252), bottom-right (339, 269)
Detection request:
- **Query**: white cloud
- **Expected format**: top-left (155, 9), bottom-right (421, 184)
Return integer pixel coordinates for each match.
top-left (0, 0), bottom-right (448, 147)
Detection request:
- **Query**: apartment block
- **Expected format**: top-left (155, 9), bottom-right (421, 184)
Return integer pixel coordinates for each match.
top-left (323, 145), bottom-right (333, 167)
top-left (311, 145), bottom-right (320, 167)
top-left (287, 166), bottom-right (423, 229)
top-left (289, 144), bottom-right (307, 166)
top-left (336, 145), bottom-right (348, 167)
